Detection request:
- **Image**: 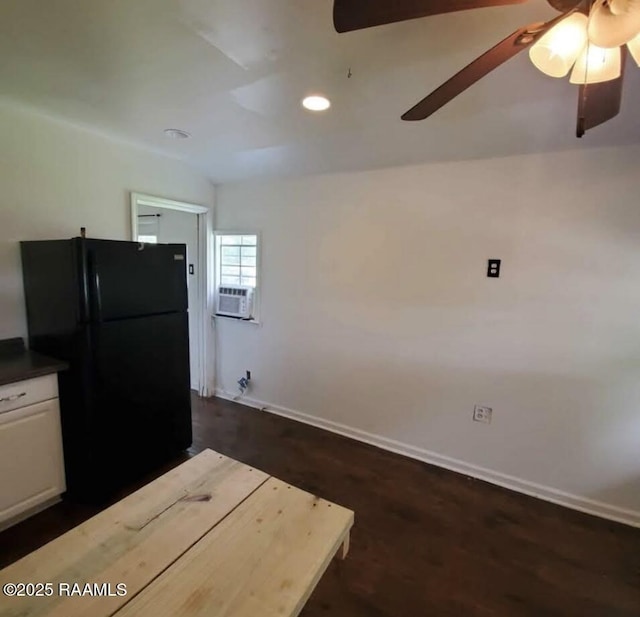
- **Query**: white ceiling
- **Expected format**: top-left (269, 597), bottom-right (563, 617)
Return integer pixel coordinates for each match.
top-left (1, 0), bottom-right (639, 183)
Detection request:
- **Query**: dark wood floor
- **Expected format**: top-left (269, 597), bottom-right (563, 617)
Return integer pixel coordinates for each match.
top-left (1, 395), bottom-right (639, 616)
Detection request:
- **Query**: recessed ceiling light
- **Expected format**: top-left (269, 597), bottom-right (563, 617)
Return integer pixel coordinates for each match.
top-left (164, 128), bottom-right (191, 139)
top-left (302, 95), bottom-right (331, 112)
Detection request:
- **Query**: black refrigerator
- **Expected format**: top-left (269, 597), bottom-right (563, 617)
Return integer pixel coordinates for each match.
top-left (21, 237), bottom-right (192, 501)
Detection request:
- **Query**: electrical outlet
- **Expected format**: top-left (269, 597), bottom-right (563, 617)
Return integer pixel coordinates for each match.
top-left (246, 370), bottom-right (251, 381)
top-left (487, 259), bottom-right (501, 278)
top-left (473, 405), bottom-right (492, 424)
top-left (237, 375), bottom-right (250, 394)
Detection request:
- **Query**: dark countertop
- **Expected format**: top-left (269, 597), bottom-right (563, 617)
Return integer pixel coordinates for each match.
top-left (0, 338), bottom-right (68, 387)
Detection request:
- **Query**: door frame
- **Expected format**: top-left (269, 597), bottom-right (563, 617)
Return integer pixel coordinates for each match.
top-left (130, 192), bottom-right (215, 397)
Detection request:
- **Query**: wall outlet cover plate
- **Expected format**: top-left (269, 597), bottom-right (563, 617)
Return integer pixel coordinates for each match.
top-left (473, 405), bottom-right (493, 423)
top-left (487, 259), bottom-right (501, 278)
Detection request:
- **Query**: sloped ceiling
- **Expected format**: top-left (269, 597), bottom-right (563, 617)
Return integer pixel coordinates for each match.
top-left (1, 0), bottom-right (638, 182)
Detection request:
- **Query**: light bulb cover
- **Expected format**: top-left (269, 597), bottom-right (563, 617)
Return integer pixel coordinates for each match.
top-left (569, 44), bottom-right (621, 84)
top-left (302, 95), bottom-right (331, 111)
top-left (529, 13), bottom-right (588, 78)
top-left (163, 128), bottom-right (191, 139)
top-left (628, 32), bottom-right (640, 65)
top-left (588, 0), bottom-right (640, 47)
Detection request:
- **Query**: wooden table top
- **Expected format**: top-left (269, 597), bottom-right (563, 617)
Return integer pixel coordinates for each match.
top-left (0, 449), bottom-right (354, 617)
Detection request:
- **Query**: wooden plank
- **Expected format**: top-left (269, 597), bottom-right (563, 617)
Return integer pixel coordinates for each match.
top-left (0, 449), bottom-right (269, 617)
top-left (113, 478), bottom-right (355, 617)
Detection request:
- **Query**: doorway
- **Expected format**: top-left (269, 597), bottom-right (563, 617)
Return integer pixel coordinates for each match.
top-left (130, 193), bottom-right (214, 396)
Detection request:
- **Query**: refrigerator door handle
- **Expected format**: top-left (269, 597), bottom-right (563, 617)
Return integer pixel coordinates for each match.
top-left (93, 271), bottom-right (103, 322)
top-left (75, 237), bottom-right (91, 324)
top-left (87, 252), bottom-right (103, 323)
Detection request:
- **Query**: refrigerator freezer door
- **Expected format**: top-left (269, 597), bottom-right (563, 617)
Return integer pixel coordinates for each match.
top-left (86, 240), bottom-right (188, 321)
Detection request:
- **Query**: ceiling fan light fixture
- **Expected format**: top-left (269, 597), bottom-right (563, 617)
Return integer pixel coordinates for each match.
top-left (529, 13), bottom-right (588, 78)
top-left (627, 32), bottom-right (640, 65)
top-left (569, 44), bottom-right (622, 83)
top-left (302, 95), bottom-right (331, 112)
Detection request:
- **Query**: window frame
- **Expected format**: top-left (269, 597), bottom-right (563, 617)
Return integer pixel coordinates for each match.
top-left (214, 230), bottom-right (261, 323)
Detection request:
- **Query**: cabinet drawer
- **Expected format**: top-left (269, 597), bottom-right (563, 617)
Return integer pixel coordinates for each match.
top-left (0, 375), bottom-right (58, 415)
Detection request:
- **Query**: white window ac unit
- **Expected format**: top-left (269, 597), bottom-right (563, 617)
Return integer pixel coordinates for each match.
top-left (217, 285), bottom-right (254, 319)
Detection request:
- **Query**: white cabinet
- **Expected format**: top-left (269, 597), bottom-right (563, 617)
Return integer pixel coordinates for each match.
top-left (0, 375), bottom-right (66, 527)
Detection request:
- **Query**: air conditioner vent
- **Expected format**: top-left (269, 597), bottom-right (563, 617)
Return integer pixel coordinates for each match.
top-left (219, 287), bottom-right (248, 297)
top-left (217, 285), bottom-right (253, 318)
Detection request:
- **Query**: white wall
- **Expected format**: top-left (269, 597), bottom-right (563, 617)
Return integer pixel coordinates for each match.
top-left (215, 144), bottom-right (640, 524)
top-left (0, 102), bottom-right (214, 340)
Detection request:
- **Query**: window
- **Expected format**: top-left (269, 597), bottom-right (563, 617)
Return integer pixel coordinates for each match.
top-left (216, 234), bottom-right (258, 288)
top-left (214, 232), bottom-right (260, 322)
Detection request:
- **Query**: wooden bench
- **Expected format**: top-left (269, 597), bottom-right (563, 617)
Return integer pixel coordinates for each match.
top-left (0, 449), bottom-right (354, 616)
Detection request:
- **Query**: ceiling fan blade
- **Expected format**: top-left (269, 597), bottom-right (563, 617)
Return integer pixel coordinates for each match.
top-left (401, 16), bottom-right (566, 122)
top-left (333, 0), bottom-right (527, 33)
top-left (576, 48), bottom-right (626, 137)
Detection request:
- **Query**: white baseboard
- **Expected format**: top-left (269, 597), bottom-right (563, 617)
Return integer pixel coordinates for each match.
top-left (214, 388), bottom-right (640, 528)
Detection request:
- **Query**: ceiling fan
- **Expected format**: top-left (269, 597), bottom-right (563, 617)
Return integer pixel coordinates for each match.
top-left (333, 0), bottom-right (640, 137)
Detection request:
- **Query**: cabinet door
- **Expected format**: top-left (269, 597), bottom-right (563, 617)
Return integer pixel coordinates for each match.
top-left (0, 399), bottom-right (66, 523)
